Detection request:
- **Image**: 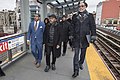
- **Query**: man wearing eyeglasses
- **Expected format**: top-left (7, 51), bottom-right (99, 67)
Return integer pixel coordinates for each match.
top-left (27, 14), bottom-right (45, 68)
top-left (71, 2), bottom-right (96, 78)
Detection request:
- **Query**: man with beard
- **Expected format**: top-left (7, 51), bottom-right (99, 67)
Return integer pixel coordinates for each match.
top-left (44, 14), bottom-right (61, 72)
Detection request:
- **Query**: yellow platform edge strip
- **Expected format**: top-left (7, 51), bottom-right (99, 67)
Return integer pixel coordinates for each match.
top-left (86, 44), bottom-right (115, 80)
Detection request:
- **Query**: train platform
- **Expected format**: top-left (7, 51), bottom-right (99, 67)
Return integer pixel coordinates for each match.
top-left (0, 44), bottom-right (114, 80)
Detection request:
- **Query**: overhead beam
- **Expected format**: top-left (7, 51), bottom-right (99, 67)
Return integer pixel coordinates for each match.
top-left (64, 0), bottom-right (67, 3)
top-left (36, 0), bottom-right (42, 4)
top-left (46, 0), bottom-right (84, 11)
top-left (56, 0), bottom-right (61, 5)
top-left (45, 0), bottom-right (56, 1)
top-left (51, 0), bottom-right (81, 7)
top-left (65, 7), bottom-right (79, 14)
top-left (59, 4), bottom-right (78, 10)
top-left (42, 0), bottom-right (56, 3)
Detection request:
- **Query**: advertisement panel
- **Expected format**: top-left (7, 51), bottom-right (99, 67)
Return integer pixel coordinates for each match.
top-left (0, 34), bottom-right (25, 54)
top-left (0, 41), bottom-right (8, 54)
top-left (8, 35), bottom-right (25, 50)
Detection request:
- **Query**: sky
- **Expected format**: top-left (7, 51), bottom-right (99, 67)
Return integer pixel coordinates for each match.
top-left (86, 0), bottom-right (105, 12)
top-left (0, 0), bottom-right (16, 11)
top-left (0, 0), bottom-right (104, 12)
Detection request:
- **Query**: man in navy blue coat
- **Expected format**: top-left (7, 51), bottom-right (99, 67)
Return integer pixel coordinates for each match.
top-left (27, 14), bottom-right (45, 68)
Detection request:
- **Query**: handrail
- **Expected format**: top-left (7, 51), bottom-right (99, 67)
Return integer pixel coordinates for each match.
top-left (0, 32), bottom-right (27, 40)
top-left (0, 32), bottom-right (28, 68)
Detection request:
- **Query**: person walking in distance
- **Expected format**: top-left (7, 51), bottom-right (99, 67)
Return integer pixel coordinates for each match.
top-left (60, 15), bottom-right (71, 56)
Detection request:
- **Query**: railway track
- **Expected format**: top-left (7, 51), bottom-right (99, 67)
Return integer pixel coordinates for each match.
top-left (94, 28), bottom-right (120, 80)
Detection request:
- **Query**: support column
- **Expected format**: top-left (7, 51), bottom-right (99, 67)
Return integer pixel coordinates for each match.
top-left (63, 8), bottom-right (65, 15)
top-left (40, 0), bottom-right (47, 21)
top-left (20, 0), bottom-right (30, 33)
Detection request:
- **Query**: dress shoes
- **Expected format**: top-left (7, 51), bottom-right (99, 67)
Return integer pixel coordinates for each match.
top-left (0, 68), bottom-right (5, 77)
top-left (51, 64), bottom-right (56, 70)
top-left (34, 60), bottom-right (38, 65)
top-left (79, 64), bottom-right (83, 70)
top-left (72, 71), bottom-right (79, 78)
top-left (44, 66), bottom-right (50, 72)
top-left (36, 63), bottom-right (41, 68)
top-left (62, 53), bottom-right (66, 56)
top-left (0, 61), bottom-right (2, 64)
top-left (0, 72), bottom-right (5, 77)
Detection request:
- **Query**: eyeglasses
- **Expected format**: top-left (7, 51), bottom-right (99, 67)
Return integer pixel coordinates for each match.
top-left (79, 5), bottom-right (85, 7)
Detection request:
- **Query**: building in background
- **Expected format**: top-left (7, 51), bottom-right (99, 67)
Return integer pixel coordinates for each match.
top-left (0, 11), bottom-right (5, 33)
top-left (96, 0), bottom-right (120, 28)
top-left (96, 2), bottom-right (103, 26)
top-left (15, 0), bottom-right (21, 30)
top-left (0, 9), bottom-right (17, 34)
top-left (16, 0), bottom-right (41, 24)
top-left (29, 0), bottom-right (41, 21)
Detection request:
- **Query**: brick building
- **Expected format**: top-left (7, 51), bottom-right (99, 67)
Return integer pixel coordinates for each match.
top-left (96, 0), bottom-right (120, 27)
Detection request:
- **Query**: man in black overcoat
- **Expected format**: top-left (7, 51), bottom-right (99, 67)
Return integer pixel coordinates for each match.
top-left (70, 1), bottom-right (96, 78)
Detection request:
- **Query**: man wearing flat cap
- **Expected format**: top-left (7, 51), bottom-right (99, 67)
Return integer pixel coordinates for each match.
top-left (44, 14), bottom-right (61, 72)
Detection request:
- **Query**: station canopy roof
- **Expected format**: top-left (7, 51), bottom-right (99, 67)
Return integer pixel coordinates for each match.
top-left (47, 0), bottom-right (84, 13)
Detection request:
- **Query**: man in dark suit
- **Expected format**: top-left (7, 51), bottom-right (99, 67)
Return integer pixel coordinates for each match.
top-left (27, 14), bottom-right (45, 68)
top-left (44, 14), bottom-right (61, 72)
top-left (0, 61), bottom-right (5, 77)
top-left (70, 2), bottom-right (96, 78)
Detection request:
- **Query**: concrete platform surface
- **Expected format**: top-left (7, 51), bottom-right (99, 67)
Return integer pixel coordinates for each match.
top-left (0, 48), bottom-right (90, 80)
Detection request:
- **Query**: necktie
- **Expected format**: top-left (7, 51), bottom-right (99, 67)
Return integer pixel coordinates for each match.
top-left (34, 21), bottom-right (37, 31)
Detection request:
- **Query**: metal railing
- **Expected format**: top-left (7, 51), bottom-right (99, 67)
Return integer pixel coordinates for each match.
top-left (0, 32), bottom-right (28, 68)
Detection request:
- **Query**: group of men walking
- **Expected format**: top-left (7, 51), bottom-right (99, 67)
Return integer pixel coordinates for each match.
top-left (0, 1), bottom-right (96, 78)
top-left (27, 1), bottom-right (96, 78)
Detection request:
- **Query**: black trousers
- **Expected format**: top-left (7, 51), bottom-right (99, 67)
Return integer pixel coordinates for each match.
top-left (0, 67), bottom-right (5, 76)
top-left (62, 42), bottom-right (68, 54)
top-left (44, 45), bottom-right (47, 56)
top-left (73, 48), bottom-right (87, 72)
top-left (46, 46), bottom-right (56, 66)
top-left (0, 61), bottom-right (5, 76)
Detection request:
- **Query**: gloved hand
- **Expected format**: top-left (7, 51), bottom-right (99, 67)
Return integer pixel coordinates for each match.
top-left (90, 36), bottom-right (96, 43)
